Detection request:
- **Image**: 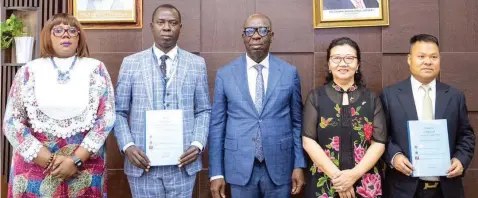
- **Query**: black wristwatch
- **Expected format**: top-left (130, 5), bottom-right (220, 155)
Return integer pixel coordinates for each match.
top-left (72, 155), bottom-right (83, 169)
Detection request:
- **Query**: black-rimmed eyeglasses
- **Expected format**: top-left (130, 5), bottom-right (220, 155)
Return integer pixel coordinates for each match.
top-left (243, 27), bottom-right (271, 37)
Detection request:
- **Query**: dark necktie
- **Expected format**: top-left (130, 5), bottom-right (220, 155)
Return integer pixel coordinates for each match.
top-left (159, 55), bottom-right (168, 77)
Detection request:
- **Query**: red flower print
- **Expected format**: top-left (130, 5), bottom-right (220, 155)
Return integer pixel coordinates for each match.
top-left (318, 193), bottom-right (329, 198)
top-left (354, 144), bottom-right (365, 164)
top-left (357, 173), bottom-right (382, 198)
top-left (351, 107), bottom-right (357, 116)
top-left (330, 136), bottom-right (340, 151)
top-left (364, 123), bottom-right (373, 141)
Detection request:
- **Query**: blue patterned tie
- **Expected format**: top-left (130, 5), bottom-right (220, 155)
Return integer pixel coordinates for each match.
top-left (159, 55), bottom-right (168, 77)
top-left (254, 64), bottom-right (265, 162)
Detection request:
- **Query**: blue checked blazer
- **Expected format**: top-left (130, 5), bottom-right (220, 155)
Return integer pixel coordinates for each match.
top-left (114, 47), bottom-right (211, 177)
top-left (208, 55), bottom-right (306, 186)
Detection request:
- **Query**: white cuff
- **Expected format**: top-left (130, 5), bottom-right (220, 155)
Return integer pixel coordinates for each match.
top-left (210, 175), bottom-right (224, 181)
top-left (391, 152), bottom-right (402, 168)
top-left (122, 142), bottom-right (135, 152)
top-left (191, 141), bottom-right (203, 151)
top-left (81, 132), bottom-right (107, 153)
top-left (18, 137), bottom-right (43, 163)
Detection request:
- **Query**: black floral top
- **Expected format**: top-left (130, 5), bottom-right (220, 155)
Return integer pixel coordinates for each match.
top-left (302, 82), bottom-right (387, 198)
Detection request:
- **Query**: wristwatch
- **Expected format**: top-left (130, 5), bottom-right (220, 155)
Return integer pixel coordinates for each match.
top-left (72, 155), bottom-right (83, 169)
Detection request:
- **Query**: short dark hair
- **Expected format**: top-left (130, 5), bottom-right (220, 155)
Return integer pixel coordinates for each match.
top-left (152, 4), bottom-right (181, 22)
top-left (324, 37), bottom-right (365, 86)
top-left (410, 34), bottom-right (439, 47)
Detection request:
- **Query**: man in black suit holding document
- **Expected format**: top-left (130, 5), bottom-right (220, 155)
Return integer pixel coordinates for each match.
top-left (380, 34), bottom-right (475, 198)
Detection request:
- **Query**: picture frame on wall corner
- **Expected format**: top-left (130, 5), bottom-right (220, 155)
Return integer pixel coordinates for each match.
top-left (313, 0), bottom-right (389, 28)
top-left (68, 0), bottom-right (143, 29)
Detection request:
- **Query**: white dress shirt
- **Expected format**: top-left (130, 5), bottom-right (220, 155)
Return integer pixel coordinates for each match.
top-left (410, 75), bottom-right (436, 120)
top-left (391, 76), bottom-right (438, 181)
top-left (122, 44), bottom-right (204, 153)
top-left (247, 53), bottom-right (270, 101)
top-left (210, 53), bottom-right (270, 181)
top-left (411, 75), bottom-right (438, 181)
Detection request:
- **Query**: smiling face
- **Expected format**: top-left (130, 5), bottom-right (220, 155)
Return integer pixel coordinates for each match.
top-left (50, 23), bottom-right (79, 58)
top-left (328, 44), bottom-right (359, 83)
top-left (408, 41), bottom-right (440, 84)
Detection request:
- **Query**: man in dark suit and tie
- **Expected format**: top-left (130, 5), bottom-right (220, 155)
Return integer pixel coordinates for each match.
top-left (323, 0), bottom-right (379, 10)
top-left (381, 34), bottom-right (475, 198)
top-left (208, 14), bottom-right (306, 198)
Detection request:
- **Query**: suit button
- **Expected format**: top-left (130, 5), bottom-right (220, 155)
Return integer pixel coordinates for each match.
top-left (166, 93), bottom-right (171, 96)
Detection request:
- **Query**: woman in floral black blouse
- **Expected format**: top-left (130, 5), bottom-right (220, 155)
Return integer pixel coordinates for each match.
top-left (302, 37), bottom-right (387, 198)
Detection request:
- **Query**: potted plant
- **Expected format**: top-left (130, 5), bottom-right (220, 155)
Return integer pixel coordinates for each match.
top-left (1, 14), bottom-right (34, 63)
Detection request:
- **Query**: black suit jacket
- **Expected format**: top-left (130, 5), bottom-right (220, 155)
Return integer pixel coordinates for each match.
top-left (380, 78), bottom-right (475, 198)
top-left (323, 0), bottom-right (379, 10)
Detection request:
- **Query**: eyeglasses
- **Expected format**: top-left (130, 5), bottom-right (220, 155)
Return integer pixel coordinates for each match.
top-left (243, 27), bottom-right (271, 37)
top-left (330, 56), bottom-right (357, 64)
top-left (51, 27), bottom-right (80, 37)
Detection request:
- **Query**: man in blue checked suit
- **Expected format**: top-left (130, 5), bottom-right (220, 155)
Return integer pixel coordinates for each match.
top-left (208, 14), bottom-right (306, 198)
top-left (114, 4), bottom-right (210, 198)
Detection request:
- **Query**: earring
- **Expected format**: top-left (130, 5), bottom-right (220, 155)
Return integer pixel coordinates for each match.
top-left (355, 70), bottom-right (358, 74)
top-left (329, 70), bottom-right (332, 73)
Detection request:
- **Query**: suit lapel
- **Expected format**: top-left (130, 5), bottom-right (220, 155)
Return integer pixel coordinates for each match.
top-left (232, 55), bottom-right (258, 116)
top-left (435, 82), bottom-right (450, 119)
top-left (173, 48), bottom-right (189, 108)
top-left (397, 79), bottom-right (418, 120)
top-left (142, 48), bottom-right (155, 109)
top-left (263, 56), bottom-right (283, 108)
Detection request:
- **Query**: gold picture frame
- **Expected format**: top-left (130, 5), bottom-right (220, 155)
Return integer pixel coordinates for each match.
top-left (313, 0), bottom-right (389, 28)
top-left (68, 0), bottom-right (143, 29)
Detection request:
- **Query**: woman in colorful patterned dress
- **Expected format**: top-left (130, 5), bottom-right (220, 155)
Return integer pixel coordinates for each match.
top-left (302, 37), bottom-right (387, 198)
top-left (3, 13), bottom-right (115, 197)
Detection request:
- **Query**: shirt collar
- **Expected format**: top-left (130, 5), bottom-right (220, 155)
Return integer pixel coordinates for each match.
top-left (153, 44), bottom-right (178, 61)
top-left (246, 53), bottom-right (270, 69)
top-left (410, 75), bottom-right (436, 92)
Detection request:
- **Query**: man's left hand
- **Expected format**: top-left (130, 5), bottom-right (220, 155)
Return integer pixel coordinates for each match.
top-left (178, 146), bottom-right (200, 168)
top-left (447, 158), bottom-right (464, 178)
top-left (291, 168), bottom-right (305, 195)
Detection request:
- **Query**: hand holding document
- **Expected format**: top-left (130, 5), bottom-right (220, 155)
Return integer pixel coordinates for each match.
top-left (407, 119), bottom-right (450, 177)
top-left (145, 110), bottom-right (184, 166)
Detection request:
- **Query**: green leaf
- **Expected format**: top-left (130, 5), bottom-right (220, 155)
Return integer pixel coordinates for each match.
top-left (326, 144), bottom-right (331, 149)
top-left (336, 113), bottom-right (340, 118)
top-left (330, 188), bottom-right (336, 195)
top-left (317, 177), bottom-right (327, 187)
top-left (0, 14), bottom-right (26, 48)
top-left (356, 106), bottom-right (361, 112)
top-left (374, 167), bottom-right (379, 174)
top-left (333, 159), bottom-right (340, 166)
top-left (353, 126), bottom-right (363, 131)
top-left (364, 117), bottom-right (369, 122)
top-left (321, 188), bottom-right (326, 194)
top-left (310, 166), bottom-right (317, 175)
top-left (330, 152), bottom-right (335, 158)
top-left (334, 104), bottom-right (340, 112)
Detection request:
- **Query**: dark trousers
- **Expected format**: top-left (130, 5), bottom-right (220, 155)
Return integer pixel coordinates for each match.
top-left (414, 180), bottom-right (444, 198)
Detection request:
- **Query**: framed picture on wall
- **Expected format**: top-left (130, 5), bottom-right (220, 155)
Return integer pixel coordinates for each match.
top-left (313, 0), bottom-right (389, 28)
top-left (68, 0), bottom-right (143, 29)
